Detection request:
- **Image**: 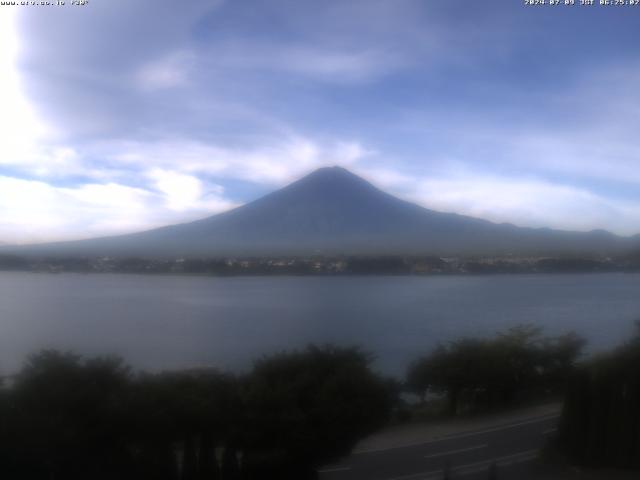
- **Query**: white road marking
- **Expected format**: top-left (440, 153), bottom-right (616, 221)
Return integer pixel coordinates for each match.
top-left (355, 413), bottom-right (559, 454)
top-left (543, 427), bottom-right (557, 435)
top-left (423, 444), bottom-right (488, 459)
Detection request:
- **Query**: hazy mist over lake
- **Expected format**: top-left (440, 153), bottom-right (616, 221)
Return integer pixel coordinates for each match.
top-left (2, 272), bottom-right (639, 377)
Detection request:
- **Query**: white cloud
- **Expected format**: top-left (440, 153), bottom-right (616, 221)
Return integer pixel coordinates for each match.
top-left (136, 51), bottom-right (195, 90)
top-left (332, 166), bottom-right (640, 236)
top-left (218, 44), bottom-right (405, 83)
top-left (62, 182), bottom-right (153, 211)
top-left (5, 1), bottom-right (640, 243)
top-left (0, 12), bottom-right (94, 179)
top-left (403, 174), bottom-right (640, 235)
top-left (0, 176), bottom-right (149, 243)
top-left (0, 130), bottom-right (372, 243)
top-left (148, 169), bottom-right (204, 211)
top-left (0, 175), bottom-right (235, 244)
top-left (104, 136), bottom-right (372, 185)
top-left (148, 168), bottom-right (230, 212)
top-left (5, 126), bottom-right (640, 244)
top-left (0, 10), bottom-right (54, 166)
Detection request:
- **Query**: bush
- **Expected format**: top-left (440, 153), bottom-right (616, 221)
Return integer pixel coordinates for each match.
top-left (407, 325), bottom-right (584, 415)
top-left (559, 324), bottom-right (640, 469)
top-left (0, 345), bottom-right (394, 480)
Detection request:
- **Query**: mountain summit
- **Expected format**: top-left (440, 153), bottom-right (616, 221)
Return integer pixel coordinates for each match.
top-left (9, 167), bottom-right (636, 257)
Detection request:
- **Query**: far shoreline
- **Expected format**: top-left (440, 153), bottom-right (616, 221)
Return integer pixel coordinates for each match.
top-left (1, 252), bottom-right (639, 276)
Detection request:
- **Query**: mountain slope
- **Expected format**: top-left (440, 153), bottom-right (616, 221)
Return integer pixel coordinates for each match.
top-left (7, 167), bottom-right (637, 257)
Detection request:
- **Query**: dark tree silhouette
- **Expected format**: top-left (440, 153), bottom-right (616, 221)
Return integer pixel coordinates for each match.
top-left (241, 345), bottom-right (394, 479)
top-left (3, 351), bottom-right (132, 479)
top-left (559, 323), bottom-right (640, 469)
top-left (0, 345), bottom-right (394, 479)
top-left (407, 326), bottom-right (584, 415)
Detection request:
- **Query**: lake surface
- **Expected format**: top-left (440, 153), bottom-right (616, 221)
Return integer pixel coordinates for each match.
top-left (1, 272), bottom-right (639, 377)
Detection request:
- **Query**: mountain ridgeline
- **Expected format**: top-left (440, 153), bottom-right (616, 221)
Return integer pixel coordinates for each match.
top-left (8, 167), bottom-right (639, 258)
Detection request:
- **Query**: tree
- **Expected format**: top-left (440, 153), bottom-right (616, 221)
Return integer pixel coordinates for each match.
top-left (559, 323), bottom-right (640, 469)
top-left (127, 369), bottom-right (238, 480)
top-left (241, 345), bottom-right (394, 479)
top-left (5, 350), bottom-right (132, 479)
top-left (0, 346), bottom-right (395, 479)
top-left (407, 326), bottom-right (584, 416)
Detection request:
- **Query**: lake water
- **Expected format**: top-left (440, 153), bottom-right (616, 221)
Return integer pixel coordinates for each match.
top-left (1, 272), bottom-right (639, 377)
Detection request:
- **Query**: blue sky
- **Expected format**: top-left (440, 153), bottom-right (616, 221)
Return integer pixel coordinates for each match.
top-left (1, 0), bottom-right (640, 243)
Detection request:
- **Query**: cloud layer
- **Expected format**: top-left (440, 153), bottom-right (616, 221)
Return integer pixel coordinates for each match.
top-left (1, 1), bottom-right (640, 243)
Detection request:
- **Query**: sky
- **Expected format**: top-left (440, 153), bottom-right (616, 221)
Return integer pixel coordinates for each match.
top-left (1, 0), bottom-right (640, 243)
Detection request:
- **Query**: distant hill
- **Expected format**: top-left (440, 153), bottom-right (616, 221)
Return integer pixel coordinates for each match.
top-left (5, 167), bottom-right (639, 257)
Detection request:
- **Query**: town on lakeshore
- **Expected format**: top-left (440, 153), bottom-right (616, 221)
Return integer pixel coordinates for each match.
top-left (2, 253), bottom-right (639, 275)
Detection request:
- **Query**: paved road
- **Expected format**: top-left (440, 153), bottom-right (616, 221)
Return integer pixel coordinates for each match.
top-left (318, 412), bottom-right (559, 480)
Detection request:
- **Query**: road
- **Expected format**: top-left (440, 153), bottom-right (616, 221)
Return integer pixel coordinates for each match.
top-left (318, 411), bottom-right (559, 480)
